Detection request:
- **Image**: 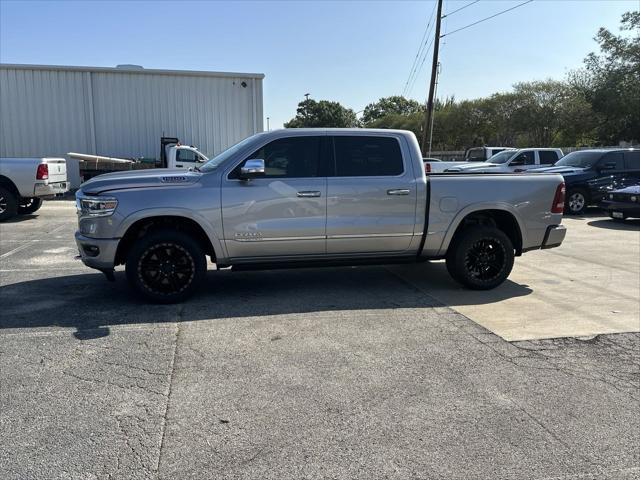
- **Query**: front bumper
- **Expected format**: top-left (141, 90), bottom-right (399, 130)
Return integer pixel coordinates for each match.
top-left (34, 181), bottom-right (69, 198)
top-left (600, 200), bottom-right (640, 219)
top-left (541, 224), bottom-right (566, 250)
top-left (75, 232), bottom-right (120, 270)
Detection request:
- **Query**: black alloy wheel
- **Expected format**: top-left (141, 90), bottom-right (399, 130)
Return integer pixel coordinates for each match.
top-left (464, 238), bottom-right (506, 282)
top-left (126, 229), bottom-right (206, 303)
top-left (446, 226), bottom-right (514, 290)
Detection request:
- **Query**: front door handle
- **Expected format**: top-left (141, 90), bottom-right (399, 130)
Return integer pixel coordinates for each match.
top-left (387, 189), bottom-right (410, 196)
top-left (297, 191), bottom-right (322, 198)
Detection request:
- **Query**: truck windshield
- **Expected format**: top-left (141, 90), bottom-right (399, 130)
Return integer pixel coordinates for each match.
top-left (199, 135), bottom-right (259, 173)
top-left (486, 150), bottom-right (516, 164)
top-left (553, 151), bottom-right (603, 168)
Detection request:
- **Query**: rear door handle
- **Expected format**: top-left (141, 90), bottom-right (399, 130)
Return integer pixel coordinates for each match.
top-left (387, 189), bottom-right (410, 196)
top-left (297, 191), bottom-right (322, 198)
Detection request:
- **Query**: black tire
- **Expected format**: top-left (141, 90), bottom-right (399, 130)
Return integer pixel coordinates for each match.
top-left (446, 226), bottom-right (515, 290)
top-left (125, 229), bottom-right (207, 303)
top-left (565, 188), bottom-right (588, 215)
top-left (0, 186), bottom-right (18, 222)
top-left (18, 197), bottom-right (43, 215)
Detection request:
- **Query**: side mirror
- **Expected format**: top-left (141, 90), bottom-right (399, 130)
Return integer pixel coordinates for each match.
top-left (240, 159), bottom-right (265, 179)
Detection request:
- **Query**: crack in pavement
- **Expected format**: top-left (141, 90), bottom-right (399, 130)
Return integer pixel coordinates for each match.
top-left (155, 305), bottom-right (184, 475)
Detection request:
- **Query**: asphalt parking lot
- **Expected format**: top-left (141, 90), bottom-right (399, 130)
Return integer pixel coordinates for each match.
top-left (1, 200), bottom-right (639, 480)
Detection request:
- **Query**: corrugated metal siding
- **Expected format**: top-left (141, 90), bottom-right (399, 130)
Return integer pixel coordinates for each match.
top-left (0, 65), bottom-right (264, 160)
top-left (0, 68), bottom-right (94, 157)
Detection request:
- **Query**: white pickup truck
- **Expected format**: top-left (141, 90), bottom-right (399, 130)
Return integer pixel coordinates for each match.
top-left (445, 148), bottom-right (564, 173)
top-left (0, 158), bottom-right (69, 221)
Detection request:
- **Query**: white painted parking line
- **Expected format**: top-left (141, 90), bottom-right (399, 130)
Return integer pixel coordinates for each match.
top-left (0, 241), bottom-right (36, 259)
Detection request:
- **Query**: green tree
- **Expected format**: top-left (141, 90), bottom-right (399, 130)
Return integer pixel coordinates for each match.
top-left (571, 11), bottom-right (640, 143)
top-left (284, 99), bottom-right (359, 128)
top-left (361, 96), bottom-right (424, 125)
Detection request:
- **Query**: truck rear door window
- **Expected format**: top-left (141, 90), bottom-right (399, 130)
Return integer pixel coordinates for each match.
top-left (624, 151), bottom-right (640, 170)
top-left (539, 151), bottom-right (559, 164)
top-left (332, 136), bottom-right (403, 176)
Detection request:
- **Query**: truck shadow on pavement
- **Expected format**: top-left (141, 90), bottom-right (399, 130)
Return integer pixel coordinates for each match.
top-left (0, 261), bottom-right (532, 340)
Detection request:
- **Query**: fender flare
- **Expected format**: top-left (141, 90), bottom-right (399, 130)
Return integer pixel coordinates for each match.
top-left (438, 202), bottom-right (527, 256)
top-left (116, 207), bottom-right (227, 260)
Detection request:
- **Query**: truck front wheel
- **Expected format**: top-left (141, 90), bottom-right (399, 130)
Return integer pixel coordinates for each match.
top-left (446, 226), bottom-right (514, 290)
top-left (0, 186), bottom-right (18, 222)
top-left (125, 229), bottom-right (207, 303)
top-left (18, 197), bottom-right (43, 215)
top-left (565, 188), bottom-right (588, 215)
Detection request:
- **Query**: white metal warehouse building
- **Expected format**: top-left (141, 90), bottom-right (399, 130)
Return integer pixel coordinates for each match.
top-left (0, 63), bottom-right (264, 163)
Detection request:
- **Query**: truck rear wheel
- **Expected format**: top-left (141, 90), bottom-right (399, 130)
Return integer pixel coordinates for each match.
top-left (0, 186), bottom-right (18, 222)
top-left (18, 197), bottom-right (43, 215)
top-left (125, 229), bottom-right (206, 303)
top-left (446, 226), bottom-right (514, 290)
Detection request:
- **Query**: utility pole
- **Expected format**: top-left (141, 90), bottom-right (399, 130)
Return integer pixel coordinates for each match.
top-left (421, 0), bottom-right (443, 154)
top-left (266, 117), bottom-right (270, 131)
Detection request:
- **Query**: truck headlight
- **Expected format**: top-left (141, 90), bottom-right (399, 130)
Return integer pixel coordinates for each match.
top-left (609, 194), bottom-right (614, 200)
top-left (78, 196), bottom-right (118, 217)
top-left (631, 196), bottom-right (638, 202)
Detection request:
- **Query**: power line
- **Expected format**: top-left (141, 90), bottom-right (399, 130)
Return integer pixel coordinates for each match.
top-left (401, 1), bottom-right (438, 96)
top-left (441, 0), bottom-right (534, 37)
top-left (442, 0), bottom-right (480, 19)
top-left (402, 4), bottom-right (437, 96)
top-left (405, 35), bottom-right (435, 96)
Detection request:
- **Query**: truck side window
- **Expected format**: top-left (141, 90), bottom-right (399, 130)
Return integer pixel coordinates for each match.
top-left (539, 151), bottom-right (559, 164)
top-left (333, 136), bottom-right (403, 176)
top-left (176, 149), bottom-right (198, 163)
top-left (599, 152), bottom-right (624, 170)
top-left (236, 136), bottom-right (320, 178)
top-left (624, 151), bottom-right (640, 170)
top-left (511, 151), bottom-right (535, 165)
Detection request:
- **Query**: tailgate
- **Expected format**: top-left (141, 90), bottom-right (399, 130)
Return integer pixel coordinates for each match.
top-left (43, 158), bottom-right (67, 183)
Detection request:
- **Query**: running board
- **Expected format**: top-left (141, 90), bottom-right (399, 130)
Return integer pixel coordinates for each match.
top-left (229, 256), bottom-right (423, 272)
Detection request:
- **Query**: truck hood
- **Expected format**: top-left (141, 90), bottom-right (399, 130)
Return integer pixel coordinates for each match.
top-left (80, 169), bottom-right (201, 194)
top-left (444, 162), bottom-right (489, 171)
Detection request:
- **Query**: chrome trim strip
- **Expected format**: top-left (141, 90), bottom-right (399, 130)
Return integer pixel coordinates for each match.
top-left (327, 233), bottom-right (415, 239)
top-left (231, 233), bottom-right (418, 242)
top-left (231, 235), bottom-right (326, 242)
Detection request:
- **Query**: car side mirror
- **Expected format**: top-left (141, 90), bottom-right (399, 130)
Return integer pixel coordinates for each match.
top-left (240, 159), bottom-right (265, 179)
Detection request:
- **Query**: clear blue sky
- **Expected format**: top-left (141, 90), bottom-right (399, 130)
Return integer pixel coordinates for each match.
top-left (1, 0), bottom-right (636, 128)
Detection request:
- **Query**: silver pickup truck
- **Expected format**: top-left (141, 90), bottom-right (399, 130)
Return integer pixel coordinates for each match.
top-left (75, 129), bottom-right (567, 303)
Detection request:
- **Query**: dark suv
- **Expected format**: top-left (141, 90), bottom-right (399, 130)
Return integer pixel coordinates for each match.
top-left (532, 149), bottom-right (640, 214)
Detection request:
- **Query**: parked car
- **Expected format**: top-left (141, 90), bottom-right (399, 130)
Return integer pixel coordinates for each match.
top-left (74, 129), bottom-right (567, 303)
top-left (464, 146), bottom-right (511, 162)
top-left (600, 185), bottom-right (640, 220)
top-left (445, 148), bottom-right (564, 173)
top-left (0, 157), bottom-right (69, 221)
top-left (532, 148), bottom-right (640, 214)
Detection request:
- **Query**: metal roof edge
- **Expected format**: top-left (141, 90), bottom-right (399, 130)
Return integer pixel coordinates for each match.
top-left (0, 63), bottom-right (265, 79)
